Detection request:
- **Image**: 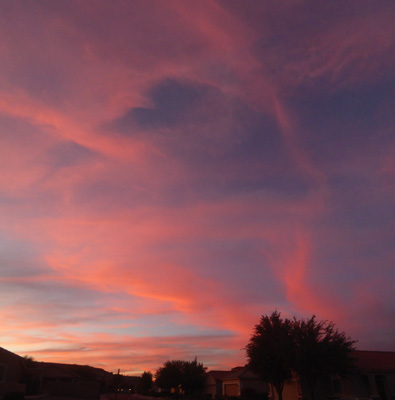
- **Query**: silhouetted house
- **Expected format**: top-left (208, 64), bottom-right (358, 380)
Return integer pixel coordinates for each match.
top-left (0, 347), bottom-right (26, 397)
top-left (116, 375), bottom-right (141, 393)
top-left (0, 347), bottom-right (116, 399)
top-left (206, 351), bottom-right (395, 400)
top-left (268, 351), bottom-right (395, 400)
top-left (205, 370), bottom-right (230, 398)
top-left (204, 367), bottom-right (268, 398)
top-left (325, 350), bottom-right (395, 400)
top-left (28, 362), bottom-right (107, 399)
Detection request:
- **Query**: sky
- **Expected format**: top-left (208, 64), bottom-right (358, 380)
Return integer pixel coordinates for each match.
top-left (0, 0), bottom-right (394, 375)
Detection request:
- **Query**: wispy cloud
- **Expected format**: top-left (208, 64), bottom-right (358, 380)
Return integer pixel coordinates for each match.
top-left (0, 0), bottom-right (394, 373)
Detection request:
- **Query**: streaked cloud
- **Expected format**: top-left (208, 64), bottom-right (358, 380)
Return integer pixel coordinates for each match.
top-left (0, 0), bottom-right (393, 373)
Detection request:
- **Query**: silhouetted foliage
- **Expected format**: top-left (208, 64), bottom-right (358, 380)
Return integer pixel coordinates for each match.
top-left (246, 312), bottom-right (357, 400)
top-left (182, 358), bottom-right (207, 395)
top-left (23, 355), bottom-right (36, 368)
top-left (246, 311), bottom-right (294, 400)
top-left (155, 360), bottom-right (184, 393)
top-left (139, 371), bottom-right (153, 394)
top-left (155, 359), bottom-right (206, 395)
top-left (292, 316), bottom-right (356, 400)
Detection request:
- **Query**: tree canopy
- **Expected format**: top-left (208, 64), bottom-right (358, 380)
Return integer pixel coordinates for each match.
top-left (139, 371), bottom-right (153, 394)
top-left (246, 311), bottom-right (294, 400)
top-left (155, 359), bottom-right (206, 395)
top-left (292, 316), bottom-right (356, 400)
top-left (246, 311), bottom-right (356, 400)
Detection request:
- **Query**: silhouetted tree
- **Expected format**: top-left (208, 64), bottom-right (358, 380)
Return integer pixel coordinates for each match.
top-left (155, 359), bottom-right (206, 395)
top-left (246, 311), bottom-right (294, 400)
top-left (246, 312), bottom-right (357, 400)
top-left (139, 371), bottom-right (153, 394)
top-left (23, 355), bottom-right (36, 368)
top-left (155, 360), bottom-right (184, 393)
top-left (183, 358), bottom-right (207, 395)
top-left (292, 316), bottom-right (356, 400)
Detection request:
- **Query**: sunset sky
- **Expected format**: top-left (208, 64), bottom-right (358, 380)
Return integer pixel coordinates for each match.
top-left (0, 1), bottom-right (394, 375)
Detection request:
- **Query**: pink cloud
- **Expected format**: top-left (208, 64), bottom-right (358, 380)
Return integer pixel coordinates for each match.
top-left (0, 1), bottom-right (393, 374)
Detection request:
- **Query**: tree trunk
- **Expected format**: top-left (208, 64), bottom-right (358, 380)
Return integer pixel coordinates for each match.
top-left (278, 391), bottom-right (283, 400)
top-left (275, 383), bottom-right (284, 400)
top-left (310, 386), bottom-right (315, 400)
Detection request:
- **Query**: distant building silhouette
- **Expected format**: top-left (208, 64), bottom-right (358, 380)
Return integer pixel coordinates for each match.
top-left (0, 347), bottom-right (26, 397)
top-left (0, 347), bottom-right (123, 400)
top-left (205, 366), bottom-right (268, 398)
top-left (204, 351), bottom-right (395, 400)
